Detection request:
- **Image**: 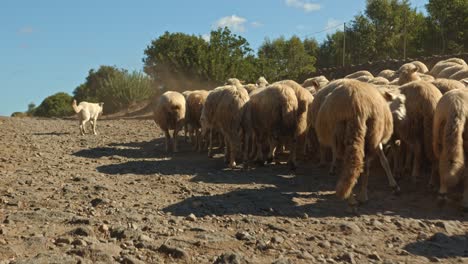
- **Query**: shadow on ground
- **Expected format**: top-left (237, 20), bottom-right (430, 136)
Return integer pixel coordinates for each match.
top-left (74, 138), bottom-right (468, 220)
top-left (404, 233), bottom-right (468, 259)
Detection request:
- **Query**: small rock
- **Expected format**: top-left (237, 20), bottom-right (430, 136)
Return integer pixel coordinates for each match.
top-left (318, 241), bottom-right (331, 248)
top-left (337, 252), bottom-right (356, 264)
top-left (138, 234), bottom-right (152, 242)
top-left (235, 231), bottom-right (254, 241)
top-left (90, 198), bottom-right (109, 207)
top-left (272, 257), bottom-right (291, 264)
top-left (71, 239), bottom-right (87, 246)
top-left (298, 251), bottom-right (315, 260)
top-left (368, 252), bottom-right (382, 261)
top-left (158, 244), bottom-right (189, 259)
top-left (340, 223), bottom-right (361, 234)
top-left (186, 213), bottom-right (197, 222)
top-left (214, 252), bottom-right (247, 264)
top-left (99, 224), bottom-right (109, 232)
top-left (121, 255), bottom-right (145, 264)
top-left (55, 237), bottom-right (73, 245)
top-left (271, 235), bottom-right (284, 244)
top-left (69, 226), bottom-right (94, 237)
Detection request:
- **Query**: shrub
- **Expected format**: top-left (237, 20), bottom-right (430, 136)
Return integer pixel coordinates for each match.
top-left (34, 92), bottom-right (74, 117)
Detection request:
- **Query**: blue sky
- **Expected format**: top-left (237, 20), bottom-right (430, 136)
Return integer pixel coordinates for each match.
top-left (0, 0), bottom-right (428, 116)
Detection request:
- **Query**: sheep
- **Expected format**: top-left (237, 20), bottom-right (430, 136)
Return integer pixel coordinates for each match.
top-left (309, 79), bottom-right (346, 171)
top-left (185, 90), bottom-right (209, 151)
top-left (378, 69), bottom-right (397, 81)
top-left (315, 79), bottom-right (399, 212)
top-left (274, 80), bottom-right (314, 158)
top-left (449, 68), bottom-right (468, 81)
top-left (243, 84), bottom-right (257, 94)
top-left (397, 63), bottom-right (421, 85)
top-left (256, 77), bottom-right (269, 88)
top-left (345, 70), bottom-right (373, 79)
top-left (411, 61), bottom-right (429, 73)
top-left (302, 76), bottom-right (329, 90)
top-left (433, 89), bottom-right (468, 210)
top-left (431, 79), bottom-right (465, 94)
top-left (429, 58), bottom-right (466, 77)
top-left (437, 64), bottom-right (467, 79)
top-left (355, 75), bottom-right (374, 83)
top-left (384, 81), bottom-right (442, 182)
top-left (153, 91), bottom-right (186, 152)
top-left (200, 85), bottom-right (249, 168)
top-left (369, 77), bottom-right (390, 85)
top-left (249, 84), bottom-right (298, 168)
top-left (418, 73), bottom-right (435, 82)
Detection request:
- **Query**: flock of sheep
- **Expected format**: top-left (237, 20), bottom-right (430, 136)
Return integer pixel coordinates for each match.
top-left (152, 57), bottom-right (468, 213)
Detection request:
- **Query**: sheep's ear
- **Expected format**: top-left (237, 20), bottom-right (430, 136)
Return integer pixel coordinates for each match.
top-left (311, 80), bottom-right (320, 89)
top-left (384, 91), bottom-right (395, 101)
top-left (411, 67), bottom-right (418, 73)
top-left (463, 79), bottom-right (468, 86)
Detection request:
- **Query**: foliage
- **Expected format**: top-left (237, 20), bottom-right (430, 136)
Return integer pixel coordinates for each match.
top-left (73, 66), bottom-right (154, 114)
top-left (34, 92), bottom-right (74, 117)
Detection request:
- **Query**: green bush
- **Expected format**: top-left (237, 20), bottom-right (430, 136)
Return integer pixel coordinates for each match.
top-left (34, 92), bottom-right (74, 117)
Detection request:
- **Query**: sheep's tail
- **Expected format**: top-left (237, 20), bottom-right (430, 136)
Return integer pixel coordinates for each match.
top-left (281, 95), bottom-right (297, 134)
top-left (440, 114), bottom-right (465, 188)
top-left (335, 117), bottom-right (366, 199)
top-left (72, 100), bottom-right (82, 113)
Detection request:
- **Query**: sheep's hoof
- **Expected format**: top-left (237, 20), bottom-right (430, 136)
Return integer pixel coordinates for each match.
top-left (242, 162), bottom-right (250, 170)
top-left (346, 205), bottom-right (359, 215)
top-left (229, 162), bottom-right (237, 169)
top-left (266, 157), bottom-right (273, 164)
top-left (357, 193), bottom-right (368, 204)
top-left (392, 185), bottom-right (401, 195)
top-left (462, 206), bottom-right (468, 213)
top-left (208, 152), bottom-right (213, 158)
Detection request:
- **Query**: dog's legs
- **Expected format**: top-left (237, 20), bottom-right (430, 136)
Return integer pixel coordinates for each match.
top-left (377, 143), bottom-right (400, 193)
top-left (81, 120), bottom-right (88, 135)
top-left (91, 118), bottom-right (98, 135)
top-left (164, 129), bottom-right (171, 152)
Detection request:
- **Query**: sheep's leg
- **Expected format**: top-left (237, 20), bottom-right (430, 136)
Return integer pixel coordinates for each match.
top-left (242, 132), bottom-right (250, 168)
top-left (377, 143), bottom-right (400, 193)
top-left (357, 158), bottom-right (371, 203)
top-left (223, 135), bottom-right (230, 164)
top-left (287, 137), bottom-right (298, 171)
top-left (346, 195), bottom-right (359, 215)
top-left (218, 133), bottom-right (225, 149)
top-left (228, 134), bottom-right (238, 169)
top-left (404, 144), bottom-right (413, 177)
top-left (329, 144), bottom-right (337, 175)
top-left (173, 124), bottom-right (180, 152)
top-left (319, 145), bottom-right (327, 167)
top-left (429, 162), bottom-right (439, 192)
top-left (207, 129), bottom-right (214, 158)
top-left (463, 175), bottom-right (468, 211)
top-left (196, 129), bottom-right (202, 152)
top-left (267, 137), bottom-right (278, 164)
top-left (411, 143), bottom-right (422, 182)
top-left (255, 134), bottom-right (264, 165)
top-left (164, 129), bottom-right (171, 152)
top-left (249, 133), bottom-right (257, 160)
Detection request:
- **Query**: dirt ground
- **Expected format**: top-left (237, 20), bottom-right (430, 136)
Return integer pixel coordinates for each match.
top-left (0, 117), bottom-right (467, 264)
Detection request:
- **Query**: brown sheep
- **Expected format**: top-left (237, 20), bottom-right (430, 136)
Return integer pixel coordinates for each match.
top-left (429, 58), bottom-right (466, 77)
top-left (345, 70), bottom-right (373, 79)
top-left (438, 64), bottom-right (467, 79)
top-left (369, 77), bottom-right (390, 85)
top-left (315, 79), bottom-right (399, 212)
top-left (256, 77), bottom-right (269, 88)
top-left (433, 89), bottom-right (468, 210)
top-left (200, 85), bottom-right (249, 168)
top-left (185, 90), bottom-right (209, 151)
top-left (431, 79), bottom-right (465, 94)
top-left (249, 84), bottom-right (298, 168)
top-left (397, 63), bottom-right (421, 85)
top-left (355, 75), bottom-right (374, 83)
top-left (378, 69), bottom-right (397, 81)
top-left (411, 61), bottom-right (429, 73)
top-left (385, 81), bottom-right (442, 182)
top-left (153, 91), bottom-right (186, 152)
top-left (450, 68), bottom-right (468, 81)
top-left (243, 84), bottom-right (257, 94)
top-left (302, 76), bottom-right (329, 90)
top-left (309, 79), bottom-right (346, 171)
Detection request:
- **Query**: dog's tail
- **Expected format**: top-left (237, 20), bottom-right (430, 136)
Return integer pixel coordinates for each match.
top-left (72, 99), bottom-right (82, 113)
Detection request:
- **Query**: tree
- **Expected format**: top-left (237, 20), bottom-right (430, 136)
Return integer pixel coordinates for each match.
top-left (257, 36), bottom-right (316, 82)
top-left (34, 92), bottom-right (74, 117)
top-left (27, 102), bottom-right (36, 116)
top-left (73, 66), bottom-right (123, 103)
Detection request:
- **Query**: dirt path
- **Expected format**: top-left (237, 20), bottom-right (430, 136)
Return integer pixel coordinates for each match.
top-left (0, 118), bottom-right (467, 263)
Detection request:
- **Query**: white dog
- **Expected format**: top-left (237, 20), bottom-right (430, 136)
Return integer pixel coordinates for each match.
top-left (72, 100), bottom-right (104, 135)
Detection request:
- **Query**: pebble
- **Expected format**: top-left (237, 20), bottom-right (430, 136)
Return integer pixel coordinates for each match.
top-left (186, 213), bottom-right (197, 222)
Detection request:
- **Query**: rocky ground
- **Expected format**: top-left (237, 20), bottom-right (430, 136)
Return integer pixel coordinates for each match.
top-left (0, 117), bottom-right (467, 264)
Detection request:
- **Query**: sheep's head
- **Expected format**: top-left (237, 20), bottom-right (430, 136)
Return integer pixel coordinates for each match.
top-left (256, 77), bottom-right (269, 88)
top-left (397, 63), bottom-right (420, 85)
top-left (383, 91), bottom-right (406, 122)
top-left (225, 78), bottom-right (243, 87)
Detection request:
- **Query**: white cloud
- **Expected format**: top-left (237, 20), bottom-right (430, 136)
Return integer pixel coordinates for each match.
top-left (202, 33), bottom-right (210, 42)
top-left (18, 26), bottom-right (34, 34)
top-left (285, 0), bottom-right (321, 12)
top-left (214, 15), bottom-right (247, 32)
top-left (325, 18), bottom-right (342, 30)
top-left (250, 21), bottom-right (263, 28)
